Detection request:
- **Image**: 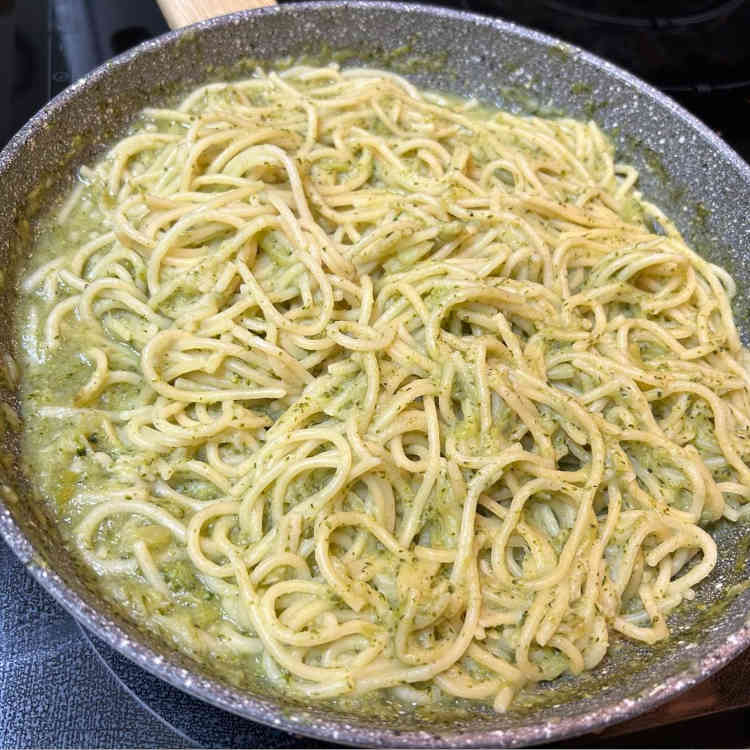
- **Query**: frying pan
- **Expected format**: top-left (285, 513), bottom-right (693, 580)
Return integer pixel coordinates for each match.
top-left (1, 2), bottom-right (749, 746)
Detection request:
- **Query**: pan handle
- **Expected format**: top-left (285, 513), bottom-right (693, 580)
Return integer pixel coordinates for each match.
top-left (156, 0), bottom-right (276, 29)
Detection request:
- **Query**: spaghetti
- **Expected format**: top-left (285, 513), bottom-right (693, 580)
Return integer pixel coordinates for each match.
top-left (18, 65), bottom-right (750, 712)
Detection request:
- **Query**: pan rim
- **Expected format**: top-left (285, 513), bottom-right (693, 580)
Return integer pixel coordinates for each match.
top-left (1, 1), bottom-right (749, 746)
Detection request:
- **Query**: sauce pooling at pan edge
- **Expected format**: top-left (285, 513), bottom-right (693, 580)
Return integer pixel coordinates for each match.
top-left (17, 65), bottom-right (750, 712)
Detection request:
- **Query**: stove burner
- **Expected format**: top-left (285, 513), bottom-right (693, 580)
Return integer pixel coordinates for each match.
top-left (470, 0), bottom-right (750, 122)
top-left (78, 623), bottom-right (328, 749)
top-left (537, 0), bottom-right (745, 27)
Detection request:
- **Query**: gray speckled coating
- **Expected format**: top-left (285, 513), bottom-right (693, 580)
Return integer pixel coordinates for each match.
top-left (0, 2), bottom-right (749, 747)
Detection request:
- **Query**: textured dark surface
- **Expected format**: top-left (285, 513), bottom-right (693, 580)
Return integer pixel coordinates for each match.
top-left (1, 2), bottom-right (750, 747)
top-left (0, 540), bottom-right (183, 749)
top-left (80, 624), bottom-right (331, 749)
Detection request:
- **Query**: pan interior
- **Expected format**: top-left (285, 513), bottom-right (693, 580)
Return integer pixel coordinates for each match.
top-left (0, 3), bottom-right (749, 745)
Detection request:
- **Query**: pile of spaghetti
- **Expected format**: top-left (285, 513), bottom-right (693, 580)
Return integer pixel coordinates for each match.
top-left (21, 66), bottom-right (750, 712)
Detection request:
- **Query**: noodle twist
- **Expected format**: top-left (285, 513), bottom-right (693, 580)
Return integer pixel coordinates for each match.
top-left (20, 65), bottom-right (750, 712)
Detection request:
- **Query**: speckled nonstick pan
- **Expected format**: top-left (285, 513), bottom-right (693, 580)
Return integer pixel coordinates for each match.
top-left (0, 2), bottom-right (749, 746)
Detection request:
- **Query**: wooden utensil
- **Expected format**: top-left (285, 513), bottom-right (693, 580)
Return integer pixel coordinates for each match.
top-left (156, 0), bottom-right (276, 29)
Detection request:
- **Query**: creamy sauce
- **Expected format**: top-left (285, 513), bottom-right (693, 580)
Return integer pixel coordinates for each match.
top-left (16, 65), bottom-right (750, 712)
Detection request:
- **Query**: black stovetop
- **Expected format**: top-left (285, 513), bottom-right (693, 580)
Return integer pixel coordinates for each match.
top-left (1, 1), bottom-right (749, 747)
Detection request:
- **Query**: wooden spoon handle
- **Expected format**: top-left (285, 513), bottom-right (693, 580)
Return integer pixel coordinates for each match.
top-left (156, 0), bottom-right (276, 29)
